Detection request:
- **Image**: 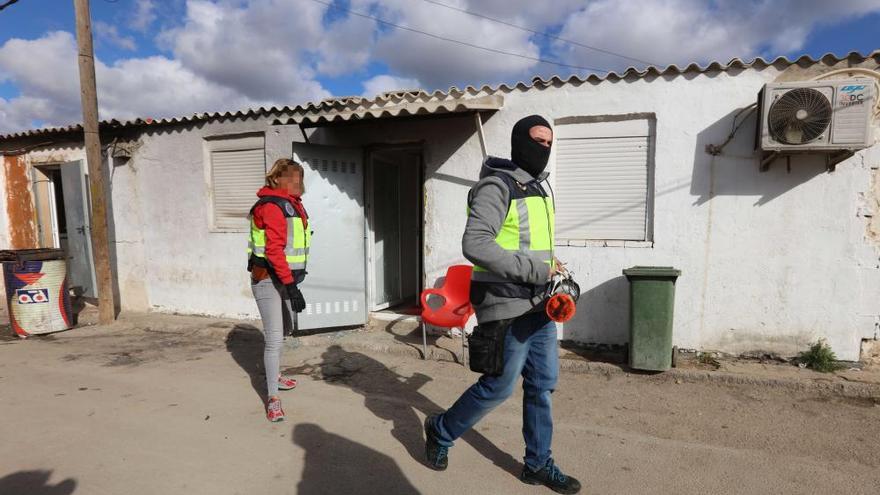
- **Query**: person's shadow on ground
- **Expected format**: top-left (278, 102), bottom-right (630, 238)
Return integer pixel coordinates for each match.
top-left (293, 423), bottom-right (420, 495)
top-left (284, 345), bottom-right (521, 476)
top-left (225, 324), bottom-right (268, 406)
top-left (0, 470), bottom-right (76, 495)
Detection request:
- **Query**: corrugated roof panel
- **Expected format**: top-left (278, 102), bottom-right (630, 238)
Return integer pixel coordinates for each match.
top-left (1, 50), bottom-right (877, 141)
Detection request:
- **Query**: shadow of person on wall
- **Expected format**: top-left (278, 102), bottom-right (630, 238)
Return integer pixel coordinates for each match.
top-left (560, 275), bottom-right (630, 366)
top-left (284, 345), bottom-right (521, 477)
top-left (293, 423), bottom-right (420, 495)
top-left (225, 324), bottom-right (268, 406)
top-left (0, 470), bottom-right (76, 495)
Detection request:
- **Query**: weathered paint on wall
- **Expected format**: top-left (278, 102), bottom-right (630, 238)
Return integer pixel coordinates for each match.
top-left (2, 154), bottom-right (38, 249)
top-left (867, 162), bottom-right (880, 247)
top-left (25, 143), bottom-right (152, 313)
top-left (126, 118), bottom-right (277, 318)
top-left (4, 61), bottom-right (878, 361)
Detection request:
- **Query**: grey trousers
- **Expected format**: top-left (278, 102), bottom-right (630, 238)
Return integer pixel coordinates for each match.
top-left (251, 278), bottom-right (296, 397)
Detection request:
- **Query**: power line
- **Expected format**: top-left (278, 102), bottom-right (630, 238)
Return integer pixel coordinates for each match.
top-left (0, 0), bottom-right (21, 12)
top-left (307, 0), bottom-right (609, 73)
top-left (418, 0), bottom-right (659, 67)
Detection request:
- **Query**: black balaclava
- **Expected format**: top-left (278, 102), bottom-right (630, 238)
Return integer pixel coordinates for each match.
top-left (511, 114), bottom-right (552, 178)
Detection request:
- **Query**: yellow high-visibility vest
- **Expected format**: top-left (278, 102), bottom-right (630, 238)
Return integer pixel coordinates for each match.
top-left (247, 197), bottom-right (311, 272)
top-left (472, 176), bottom-right (554, 284)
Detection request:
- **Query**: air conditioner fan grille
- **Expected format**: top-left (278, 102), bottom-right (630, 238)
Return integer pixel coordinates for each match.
top-left (768, 88), bottom-right (832, 145)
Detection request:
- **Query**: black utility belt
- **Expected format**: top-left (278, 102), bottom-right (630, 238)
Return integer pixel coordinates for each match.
top-left (467, 318), bottom-right (515, 376)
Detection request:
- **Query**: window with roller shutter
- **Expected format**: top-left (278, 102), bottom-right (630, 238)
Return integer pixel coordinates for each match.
top-left (205, 134), bottom-right (266, 231)
top-left (553, 117), bottom-right (654, 242)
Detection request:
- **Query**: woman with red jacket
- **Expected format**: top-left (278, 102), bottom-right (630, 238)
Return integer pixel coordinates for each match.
top-left (247, 158), bottom-right (311, 422)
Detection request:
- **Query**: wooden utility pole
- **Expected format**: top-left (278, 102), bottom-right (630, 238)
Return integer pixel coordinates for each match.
top-left (73, 0), bottom-right (116, 324)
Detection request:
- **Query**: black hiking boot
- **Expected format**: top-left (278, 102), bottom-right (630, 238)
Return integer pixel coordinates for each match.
top-left (424, 414), bottom-right (448, 471)
top-left (520, 459), bottom-right (582, 494)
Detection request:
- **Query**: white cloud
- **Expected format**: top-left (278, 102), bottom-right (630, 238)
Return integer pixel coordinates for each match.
top-left (94, 21), bottom-right (137, 51)
top-left (361, 74), bottom-right (423, 97)
top-left (0, 32), bottom-right (81, 106)
top-left (415, 0), bottom-right (587, 31)
top-left (554, 0), bottom-right (880, 73)
top-left (0, 0), bottom-right (346, 133)
top-left (1, 0), bottom-right (878, 134)
top-left (159, 0), bottom-right (330, 102)
top-left (0, 96), bottom-right (69, 133)
top-left (97, 56), bottom-right (268, 121)
top-left (0, 31), bottom-right (268, 133)
top-left (130, 0), bottom-right (158, 32)
top-left (315, 14), bottom-right (376, 77)
top-left (352, 0), bottom-right (545, 90)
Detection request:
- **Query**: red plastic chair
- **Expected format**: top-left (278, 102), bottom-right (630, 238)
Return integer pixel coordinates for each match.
top-left (420, 265), bottom-right (475, 364)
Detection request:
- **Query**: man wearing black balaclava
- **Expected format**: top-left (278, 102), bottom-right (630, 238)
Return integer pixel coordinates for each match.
top-left (424, 116), bottom-right (582, 494)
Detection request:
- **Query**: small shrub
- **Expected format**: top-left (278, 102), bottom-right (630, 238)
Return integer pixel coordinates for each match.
top-left (697, 352), bottom-right (720, 368)
top-left (797, 340), bottom-right (845, 373)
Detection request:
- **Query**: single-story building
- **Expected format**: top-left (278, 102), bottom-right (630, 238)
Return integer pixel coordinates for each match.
top-left (1, 51), bottom-right (878, 361)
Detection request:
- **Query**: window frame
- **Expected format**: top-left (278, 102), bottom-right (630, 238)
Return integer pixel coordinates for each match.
top-left (203, 133), bottom-right (267, 233)
top-left (552, 113), bottom-right (656, 247)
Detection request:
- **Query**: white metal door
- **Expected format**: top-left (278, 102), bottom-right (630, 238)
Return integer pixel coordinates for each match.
top-left (60, 160), bottom-right (97, 298)
top-left (292, 143), bottom-right (367, 329)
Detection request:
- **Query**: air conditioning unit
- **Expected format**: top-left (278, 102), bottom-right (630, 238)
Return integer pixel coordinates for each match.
top-left (759, 79), bottom-right (875, 152)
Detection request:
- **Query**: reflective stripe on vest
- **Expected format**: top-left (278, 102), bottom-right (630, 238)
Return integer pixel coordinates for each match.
top-left (472, 194), bottom-right (554, 282)
top-left (247, 214), bottom-right (311, 271)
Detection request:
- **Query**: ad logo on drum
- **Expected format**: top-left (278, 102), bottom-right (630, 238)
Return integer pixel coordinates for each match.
top-left (16, 288), bottom-right (50, 304)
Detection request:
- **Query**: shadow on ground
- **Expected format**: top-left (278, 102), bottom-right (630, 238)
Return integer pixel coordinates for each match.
top-left (0, 470), bottom-right (76, 495)
top-left (379, 316), bottom-right (463, 363)
top-left (283, 344), bottom-right (521, 477)
top-left (560, 342), bottom-right (627, 367)
top-left (293, 423), bottom-right (420, 494)
top-left (225, 324), bottom-right (269, 406)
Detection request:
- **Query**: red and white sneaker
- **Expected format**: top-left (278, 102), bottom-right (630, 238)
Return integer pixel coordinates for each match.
top-left (267, 396), bottom-right (285, 422)
top-left (278, 376), bottom-right (297, 391)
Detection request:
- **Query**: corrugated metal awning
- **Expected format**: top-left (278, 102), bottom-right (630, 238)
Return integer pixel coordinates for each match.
top-left (273, 94), bottom-right (504, 127)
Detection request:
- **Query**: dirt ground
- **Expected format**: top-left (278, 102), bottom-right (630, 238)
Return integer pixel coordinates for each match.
top-left (1, 316), bottom-right (879, 495)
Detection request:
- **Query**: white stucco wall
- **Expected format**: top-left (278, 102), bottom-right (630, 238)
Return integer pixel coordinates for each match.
top-left (126, 118), bottom-right (278, 318)
top-left (7, 63), bottom-right (878, 361)
top-left (298, 67), bottom-right (879, 360)
top-left (124, 115), bottom-right (485, 320)
top-left (429, 68), bottom-right (879, 361)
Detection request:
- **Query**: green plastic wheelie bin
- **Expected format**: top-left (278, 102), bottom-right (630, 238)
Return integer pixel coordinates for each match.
top-left (623, 266), bottom-right (682, 371)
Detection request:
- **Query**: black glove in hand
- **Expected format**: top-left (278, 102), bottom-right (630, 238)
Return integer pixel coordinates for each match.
top-left (285, 283), bottom-right (306, 313)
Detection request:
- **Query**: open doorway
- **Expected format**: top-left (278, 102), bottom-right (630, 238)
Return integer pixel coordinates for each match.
top-left (32, 165), bottom-right (67, 250)
top-left (366, 147), bottom-right (423, 313)
top-left (31, 161), bottom-right (97, 299)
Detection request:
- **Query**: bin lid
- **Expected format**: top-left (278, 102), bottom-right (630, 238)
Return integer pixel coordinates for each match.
top-left (0, 249), bottom-right (67, 262)
top-left (623, 266), bottom-right (681, 278)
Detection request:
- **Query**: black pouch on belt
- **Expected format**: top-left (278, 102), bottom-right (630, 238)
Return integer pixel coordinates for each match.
top-left (468, 318), bottom-right (513, 376)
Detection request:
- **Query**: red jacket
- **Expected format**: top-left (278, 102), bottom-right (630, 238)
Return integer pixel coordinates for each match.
top-left (251, 187), bottom-right (308, 285)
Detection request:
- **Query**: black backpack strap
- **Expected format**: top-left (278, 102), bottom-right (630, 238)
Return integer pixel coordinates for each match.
top-left (249, 196), bottom-right (296, 217)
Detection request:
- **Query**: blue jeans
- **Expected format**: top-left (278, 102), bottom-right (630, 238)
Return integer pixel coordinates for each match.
top-left (432, 311), bottom-right (559, 471)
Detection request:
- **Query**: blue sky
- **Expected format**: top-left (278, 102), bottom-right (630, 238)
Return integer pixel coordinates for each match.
top-left (0, 0), bottom-right (878, 133)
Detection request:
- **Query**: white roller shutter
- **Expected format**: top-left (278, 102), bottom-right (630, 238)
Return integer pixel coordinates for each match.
top-left (554, 119), bottom-right (651, 241)
top-left (208, 136), bottom-right (266, 230)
